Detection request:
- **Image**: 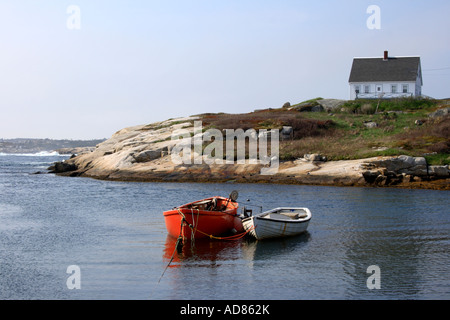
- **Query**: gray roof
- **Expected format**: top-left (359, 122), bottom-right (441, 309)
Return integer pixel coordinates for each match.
top-left (349, 56), bottom-right (421, 83)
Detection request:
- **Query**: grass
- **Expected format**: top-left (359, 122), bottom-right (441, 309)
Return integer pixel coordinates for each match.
top-left (340, 97), bottom-right (438, 113)
top-left (424, 153), bottom-right (450, 166)
top-left (195, 97), bottom-right (449, 165)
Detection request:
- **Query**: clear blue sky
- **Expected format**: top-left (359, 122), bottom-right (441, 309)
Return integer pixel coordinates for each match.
top-left (1, 0), bottom-right (449, 139)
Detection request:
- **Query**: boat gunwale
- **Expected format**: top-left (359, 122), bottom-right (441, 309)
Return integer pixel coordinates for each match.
top-left (242, 207), bottom-right (312, 224)
top-left (163, 196), bottom-right (239, 217)
top-left (253, 215), bottom-right (311, 224)
top-left (179, 196), bottom-right (237, 207)
top-left (163, 208), bottom-right (238, 217)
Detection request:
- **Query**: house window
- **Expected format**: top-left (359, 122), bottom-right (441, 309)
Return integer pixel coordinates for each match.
top-left (354, 85), bottom-right (360, 94)
top-left (377, 86), bottom-right (382, 92)
top-left (391, 85), bottom-right (397, 93)
top-left (364, 85), bottom-right (370, 94)
top-left (402, 85), bottom-right (408, 93)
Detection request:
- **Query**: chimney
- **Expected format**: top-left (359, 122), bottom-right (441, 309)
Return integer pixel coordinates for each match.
top-left (383, 50), bottom-right (388, 61)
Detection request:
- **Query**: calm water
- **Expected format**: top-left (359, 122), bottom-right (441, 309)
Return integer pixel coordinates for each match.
top-left (0, 153), bottom-right (449, 300)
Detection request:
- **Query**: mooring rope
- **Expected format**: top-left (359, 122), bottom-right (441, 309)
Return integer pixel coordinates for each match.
top-left (157, 205), bottom-right (252, 285)
top-left (157, 236), bottom-right (182, 284)
top-left (152, 201), bottom-right (252, 299)
top-left (193, 225), bottom-right (255, 241)
top-left (157, 217), bottom-right (185, 284)
top-left (176, 206), bottom-right (251, 241)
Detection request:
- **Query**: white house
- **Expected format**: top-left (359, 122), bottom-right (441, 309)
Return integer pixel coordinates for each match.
top-left (348, 51), bottom-right (423, 100)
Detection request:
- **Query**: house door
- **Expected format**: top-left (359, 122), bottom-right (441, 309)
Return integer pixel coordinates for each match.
top-left (376, 85), bottom-right (383, 97)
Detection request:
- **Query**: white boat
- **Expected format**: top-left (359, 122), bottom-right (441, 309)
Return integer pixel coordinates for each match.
top-left (242, 207), bottom-right (311, 240)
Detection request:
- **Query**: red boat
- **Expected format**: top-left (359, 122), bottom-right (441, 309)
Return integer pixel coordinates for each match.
top-left (163, 192), bottom-right (244, 240)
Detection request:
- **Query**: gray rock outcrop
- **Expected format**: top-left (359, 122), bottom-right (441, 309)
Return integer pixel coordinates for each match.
top-left (428, 107), bottom-right (450, 119)
top-left (361, 155), bottom-right (449, 186)
top-left (316, 99), bottom-right (347, 112)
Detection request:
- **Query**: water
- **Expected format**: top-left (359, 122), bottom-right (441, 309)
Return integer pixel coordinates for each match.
top-left (0, 153), bottom-right (449, 300)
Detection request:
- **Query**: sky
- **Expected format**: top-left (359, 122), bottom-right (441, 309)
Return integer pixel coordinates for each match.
top-left (1, 0), bottom-right (449, 139)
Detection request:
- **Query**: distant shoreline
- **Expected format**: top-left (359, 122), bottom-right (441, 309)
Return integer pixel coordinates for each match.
top-left (0, 138), bottom-right (104, 154)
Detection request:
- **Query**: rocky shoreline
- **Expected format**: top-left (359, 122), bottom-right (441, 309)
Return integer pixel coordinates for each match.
top-left (48, 116), bottom-right (450, 190)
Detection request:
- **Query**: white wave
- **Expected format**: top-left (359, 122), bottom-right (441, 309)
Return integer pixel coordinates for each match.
top-left (0, 151), bottom-right (67, 157)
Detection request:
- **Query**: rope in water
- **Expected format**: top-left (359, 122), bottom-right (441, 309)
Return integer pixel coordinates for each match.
top-left (193, 225), bottom-right (254, 240)
top-left (157, 219), bottom-right (184, 284)
top-left (158, 205), bottom-right (253, 284)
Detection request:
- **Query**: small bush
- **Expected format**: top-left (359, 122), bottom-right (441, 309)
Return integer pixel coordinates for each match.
top-left (281, 118), bottom-right (335, 139)
top-left (428, 141), bottom-right (450, 153)
top-left (395, 117), bottom-right (450, 153)
top-left (360, 104), bottom-right (375, 114)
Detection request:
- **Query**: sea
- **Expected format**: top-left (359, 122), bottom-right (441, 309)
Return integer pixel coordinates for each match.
top-left (0, 152), bottom-right (449, 301)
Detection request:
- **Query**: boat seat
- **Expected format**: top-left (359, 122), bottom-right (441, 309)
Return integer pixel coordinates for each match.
top-left (279, 211), bottom-right (308, 219)
top-left (280, 211), bottom-right (299, 219)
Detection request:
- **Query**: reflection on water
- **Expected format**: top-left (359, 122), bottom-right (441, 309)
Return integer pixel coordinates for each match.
top-left (163, 235), bottom-right (244, 266)
top-left (159, 232), bottom-right (315, 300)
top-left (241, 232), bottom-right (312, 263)
top-left (163, 232), bottom-right (312, 267)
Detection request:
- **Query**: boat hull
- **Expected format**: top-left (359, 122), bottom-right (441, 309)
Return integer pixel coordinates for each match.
top-left (163, 197), bottom-right (242, 240)
top-left (242, 207), bottom-right (311, 240)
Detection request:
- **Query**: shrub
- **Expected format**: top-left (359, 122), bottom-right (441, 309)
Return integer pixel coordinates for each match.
top-left (282, 118), bottom-right (335, 139)
top-left (361, 103), bottom-right (376, 114)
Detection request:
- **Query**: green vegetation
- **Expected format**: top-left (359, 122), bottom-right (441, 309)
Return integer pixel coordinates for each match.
top-left (424, 153), bottom-right (450, 166)
top-left (340, 97), bottom-right (437, 113)
top-left (198, 97), bottom-right (450, 165)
